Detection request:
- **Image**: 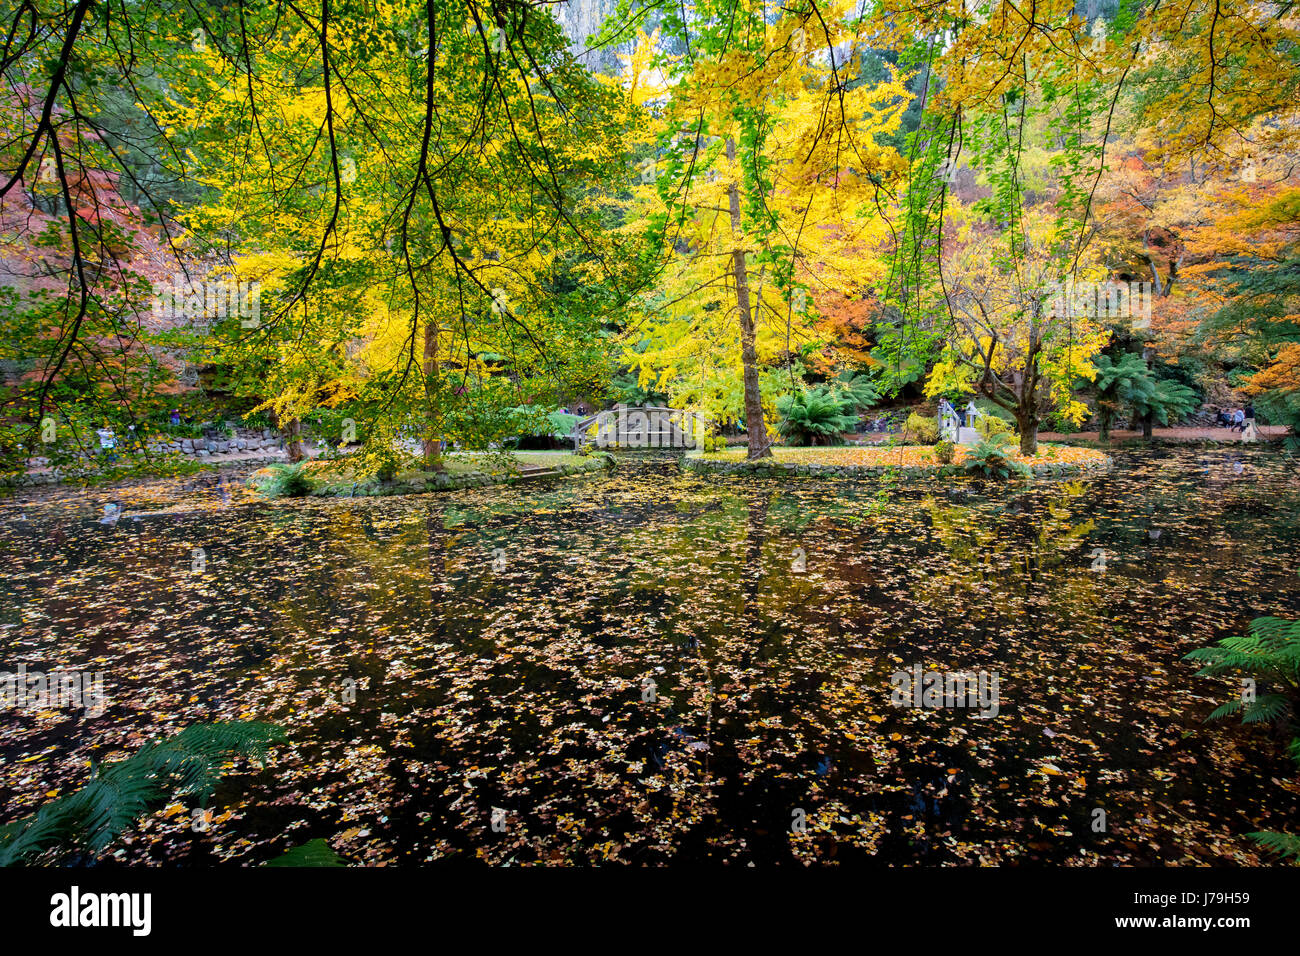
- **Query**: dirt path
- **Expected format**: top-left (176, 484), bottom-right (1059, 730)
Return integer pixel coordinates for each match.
top-left (1038, 425), bottom-right (1290, 442)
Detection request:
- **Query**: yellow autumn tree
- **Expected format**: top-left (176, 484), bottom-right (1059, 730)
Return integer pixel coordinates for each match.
top-left (926, 209), bottom-right (1111, 453)
top-left (621, 2), bottom-right (910, 453)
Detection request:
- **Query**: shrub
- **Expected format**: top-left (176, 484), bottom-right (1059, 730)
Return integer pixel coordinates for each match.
top-left (935, 439), bottom-right (956, 464)
top-left (975, 415), bottom-right (1012, 438)
top-left (1044, 409), bottom-right (1082, 435)
top-left (255, 463), bottom-right (313, 497)
top-left (904, 412), bottom-right (940, 445)
top-left (701, 434), bottom-right (727, 453)
top-left (961, 431), bottom-right (1029, 480)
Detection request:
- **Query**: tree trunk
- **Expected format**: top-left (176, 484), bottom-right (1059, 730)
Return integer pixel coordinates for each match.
top-left (1018, 419), bottom-right (1038, 457)
top-left (421, 316), bottom-right (445, 470)
top-left (725, 137), bottom-right (771, 461)
top-left (1097, 404), bottom-right (1113, 442)
top-left (1140, 343), bottom-right (1155, 440)
top-left (1016, 402), bottom-right (1038, 456)
top-left (284, 417), bottom-right (305, 463)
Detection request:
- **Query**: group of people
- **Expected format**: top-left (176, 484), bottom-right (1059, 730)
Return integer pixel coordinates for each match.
top-left (1218, 404), bottom-right (1256, 432)
top-left (94, 423), bottom-right (138, 463)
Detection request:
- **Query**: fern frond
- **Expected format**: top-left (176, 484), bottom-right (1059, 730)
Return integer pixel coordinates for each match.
top-left (1242, 695), bottom-right (1292, 725)
top-left (0, 721), bottom-right (285, 867)
top-left (1249, 831), bottom-right (1300, 861)
top-left (1206, 699), bottom-right (1245, 722)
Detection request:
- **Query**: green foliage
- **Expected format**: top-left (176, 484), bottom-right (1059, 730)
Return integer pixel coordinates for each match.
top-left (935, 439), bottom-right (956, 465)
top-left (961, 430), bottom-right (1030, 480)
top-left (1246, 830), bottom-right (1300, 861)
top-left (1257, 386), bottom-right (1300, 452)
top-left (1135, 377), bottom-right (1200, 427)
top-left (0, 722), bottom-right (285, 866)
top-left (1186, 614), bottom-right (1300, 861)
top-left (1185, 616), bottom-right (1300, 732)
top-left (825, 370), bottom-right (878, 412)
top-left (253, 463), bottom-right (314, 498)
top-left (508, 405), bottom-right (578, 441)
top-left (903, 412), bottom-right (940, 445)
top-left (609, 369), bottom-right (665, 408)
top-left (776, 387), bottom-right (857, 445)
top-left (1094, 351), bottom-right (1151, 395)
top-left (237, 409), bottom-right (277, 431)
top-left (153, 420), bottom-right (207, 439)
top-left (307, 408), bottom-right (358, 446)
top-left (1043, 406), bottom-right (1082, 434)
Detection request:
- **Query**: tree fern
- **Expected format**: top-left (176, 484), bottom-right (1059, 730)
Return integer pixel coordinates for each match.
top-left (776, 387), bottom-right (857, 445)
top-left (0, 721), bottom-right (285, 866)
top-left (826, 370), bottom-right (878, 412)
top-left (252, 463), bottom-right (313, 498)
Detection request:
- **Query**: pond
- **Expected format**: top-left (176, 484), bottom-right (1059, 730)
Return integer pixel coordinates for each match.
top-left (2, 445), bottom-right (1299, 865)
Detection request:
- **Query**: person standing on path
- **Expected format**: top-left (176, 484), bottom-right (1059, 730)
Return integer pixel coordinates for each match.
top-left (1231, 408), bottom-right (1245, 432)
top-left (95, 423), bottom-right (117, 463)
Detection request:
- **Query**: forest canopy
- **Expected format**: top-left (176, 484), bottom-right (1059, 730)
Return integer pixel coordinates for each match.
top-left (2, 0), bottom-right (1298, 468)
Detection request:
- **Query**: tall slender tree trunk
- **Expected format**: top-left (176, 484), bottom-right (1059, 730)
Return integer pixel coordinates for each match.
top-left (422, 317), bottom-right (445, 470)
top-left (283, 417), bottom-right (305, 463)
top-left (725, 137), bottom-right (771, 461)
top-left (1140, 343), bottom-right (1155, 440)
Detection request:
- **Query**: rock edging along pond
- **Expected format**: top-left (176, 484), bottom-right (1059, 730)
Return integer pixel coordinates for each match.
top-left (280, 452), bottom-right (617, 498)
top-left (681, 448), bottom-right (1114, 480)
